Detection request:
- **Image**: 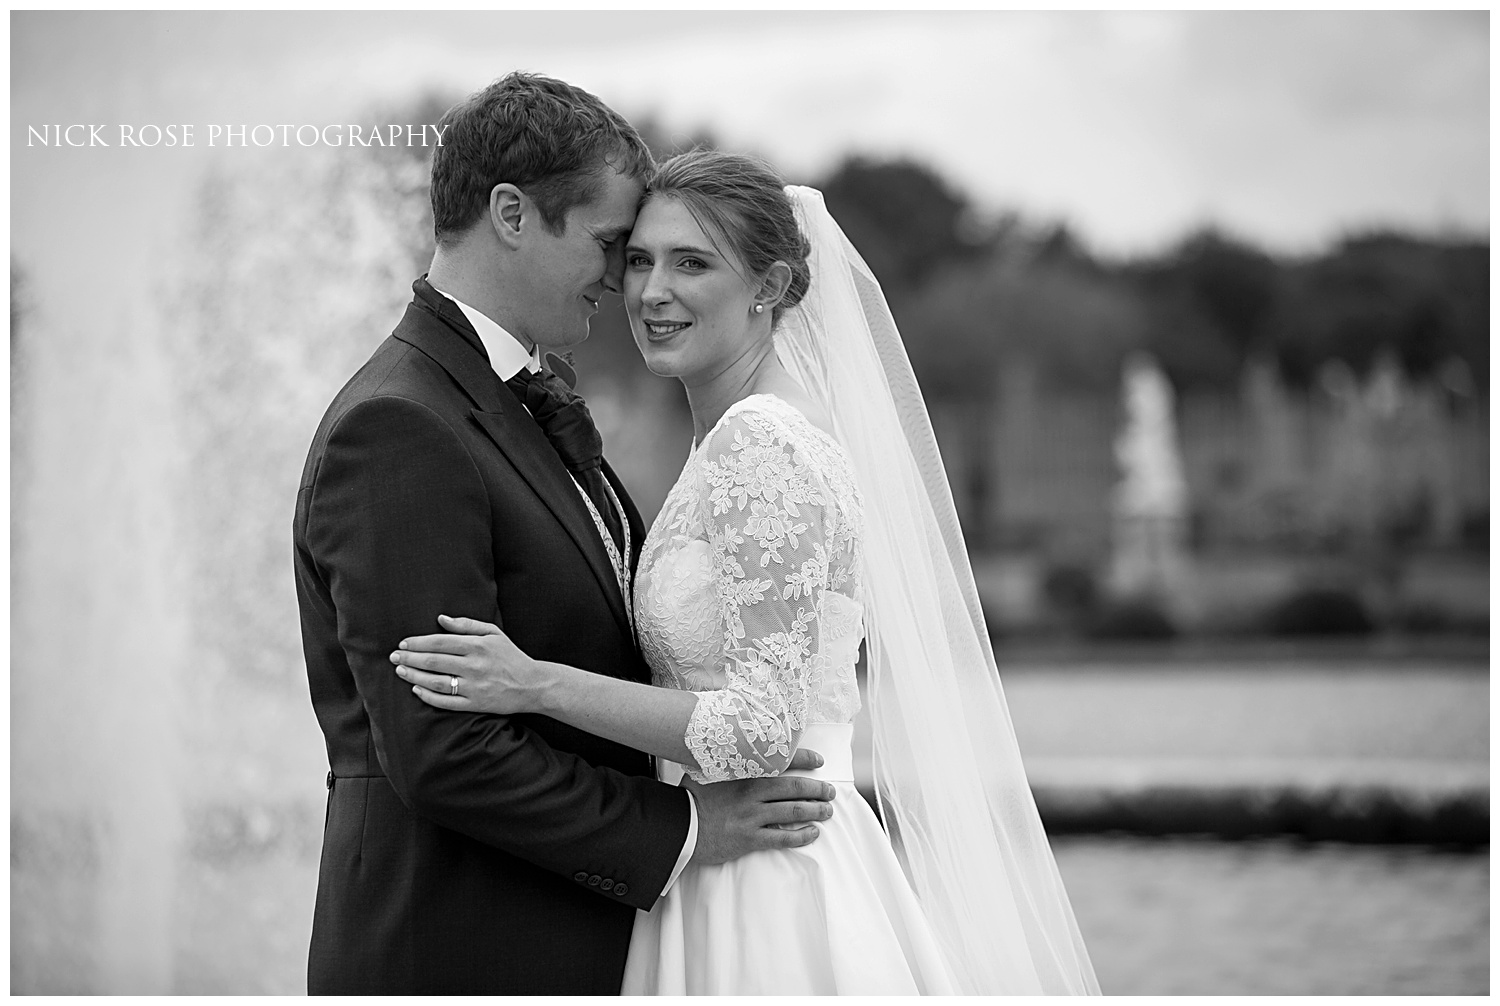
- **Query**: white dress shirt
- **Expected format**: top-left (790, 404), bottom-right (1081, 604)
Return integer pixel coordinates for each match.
top-left (430, 284), bottom-right (699, 898)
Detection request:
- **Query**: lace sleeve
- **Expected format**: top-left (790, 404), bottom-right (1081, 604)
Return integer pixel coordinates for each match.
top-left (681, 409), bottom-right (846, 783)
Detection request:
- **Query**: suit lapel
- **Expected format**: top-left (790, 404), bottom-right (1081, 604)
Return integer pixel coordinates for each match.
top-left (395, 281), bottom-right (634, 637)
top-left (469, 408), bottom-right (632, 635)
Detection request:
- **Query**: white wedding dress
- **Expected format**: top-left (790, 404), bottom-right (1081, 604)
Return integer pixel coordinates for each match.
top-left (616, 185), bottom-right (1097, 995)
top-left (621, 393), bottom-right (958, 995)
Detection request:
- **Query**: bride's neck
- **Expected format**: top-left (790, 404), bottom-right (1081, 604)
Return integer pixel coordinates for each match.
top-left (684, 339), bottom-right (793, 444)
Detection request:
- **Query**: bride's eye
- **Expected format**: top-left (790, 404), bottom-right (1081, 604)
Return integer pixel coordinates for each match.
top-left (626, 253), bottom-right (651, 268)
top-left (679, 257), bottom-right (707, 271)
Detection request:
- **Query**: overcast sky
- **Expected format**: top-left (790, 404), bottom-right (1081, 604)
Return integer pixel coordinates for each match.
top-left (13, 10), bottom-right (1489, 264)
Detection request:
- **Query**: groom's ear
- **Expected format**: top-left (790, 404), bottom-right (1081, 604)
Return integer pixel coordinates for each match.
top-left (757, 261), bottom-right (793, 309)
top-left (489, 184), bottom-right (526, 249)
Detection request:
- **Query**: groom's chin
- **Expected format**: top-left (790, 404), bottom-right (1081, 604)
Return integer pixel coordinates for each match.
top-left (549, 322), bottom-right (594, 350)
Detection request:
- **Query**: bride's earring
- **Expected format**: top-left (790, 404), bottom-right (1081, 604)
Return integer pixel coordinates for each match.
top-left (753, 303), bottom-right (765, 314)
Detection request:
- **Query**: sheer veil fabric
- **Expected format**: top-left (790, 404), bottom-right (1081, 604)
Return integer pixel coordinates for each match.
top-left (774, 186), bottom-right (1100, 995)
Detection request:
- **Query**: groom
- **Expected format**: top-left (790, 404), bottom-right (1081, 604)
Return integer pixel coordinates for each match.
top-left (294, 73), bottom-right (835, 994)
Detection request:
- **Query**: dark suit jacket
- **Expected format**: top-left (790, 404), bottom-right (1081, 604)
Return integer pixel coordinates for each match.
top-left (294, 278), bottom-right (691, 994)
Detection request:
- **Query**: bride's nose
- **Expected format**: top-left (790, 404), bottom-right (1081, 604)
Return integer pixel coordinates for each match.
top-left (640, 265), bottom-right (671, 306)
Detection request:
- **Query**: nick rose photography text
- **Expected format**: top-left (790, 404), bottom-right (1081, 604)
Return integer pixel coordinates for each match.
top-left (25, 123), bottom-right (449, 148)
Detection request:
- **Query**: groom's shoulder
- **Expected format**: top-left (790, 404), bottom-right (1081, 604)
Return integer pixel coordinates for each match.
top-left (327, 306), bottom-right (471, 413)
top-left (316, 335), bottom-right (415, 418)
top-left (304, 332), bottom-right (462, 455)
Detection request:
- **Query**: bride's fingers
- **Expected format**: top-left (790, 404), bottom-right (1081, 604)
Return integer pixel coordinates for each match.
top-left (398, 633), bottom-right (472, 656)
top-left (390, 649), bottom-right (463, 674)
top-left (408, 683), bottom-right (470, 711)
top-left (436, 614), bottom-right (501, 636)
top-left (392, 664), bottom-right (457, 693)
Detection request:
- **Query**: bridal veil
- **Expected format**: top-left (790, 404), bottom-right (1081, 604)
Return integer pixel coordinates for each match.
top-left (774, 185), bottom-right (1100, 995)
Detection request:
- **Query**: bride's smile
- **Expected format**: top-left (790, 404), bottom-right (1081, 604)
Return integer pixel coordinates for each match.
top-left (643, 320), bottom-right (690, 338)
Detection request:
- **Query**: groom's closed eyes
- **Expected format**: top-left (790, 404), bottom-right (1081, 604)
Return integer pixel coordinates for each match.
top-left (593, 226), bottom-right (629, 251)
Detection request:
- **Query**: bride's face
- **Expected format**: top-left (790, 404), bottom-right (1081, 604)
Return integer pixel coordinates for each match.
top-left (623, 196), bottom-right (763, 381)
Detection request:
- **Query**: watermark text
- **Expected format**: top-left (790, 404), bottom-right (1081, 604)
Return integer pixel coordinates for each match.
top-left (25, 123), bottom-right (449, 148)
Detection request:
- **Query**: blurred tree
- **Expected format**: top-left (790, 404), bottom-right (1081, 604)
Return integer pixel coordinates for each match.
top-left (1123, 228), bottom-right (1281, 391)
top-left (1272, 233), bottom-right (1488, 390)
top-left (1137, 292), bottom-right (1245, 391)
top-left (898, 244), bottom-right (1151, 549)
top-left (1030, 222), bottom-right (1100, 274)
top-left (818, 157), bottom-right (991, 302)
top-left (904, 249), bottom-right (1151, 399)
top-left (1165, 228), bottom-right (1281, 352)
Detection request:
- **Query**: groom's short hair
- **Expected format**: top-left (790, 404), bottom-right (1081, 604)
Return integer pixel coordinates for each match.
top-left (430, 72), bottom-right (653, 245)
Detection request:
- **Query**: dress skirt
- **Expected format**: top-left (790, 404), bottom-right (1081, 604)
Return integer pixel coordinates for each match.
top-left (621, 724), bottom-right (958, 995)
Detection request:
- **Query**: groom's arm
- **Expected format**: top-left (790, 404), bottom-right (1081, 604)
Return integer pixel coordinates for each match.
top-left (306, 393), bottom-right (688, 910)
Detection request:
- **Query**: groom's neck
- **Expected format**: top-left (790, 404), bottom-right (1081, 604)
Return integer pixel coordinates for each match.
top-left (427, 244), bottom-right (535, 353)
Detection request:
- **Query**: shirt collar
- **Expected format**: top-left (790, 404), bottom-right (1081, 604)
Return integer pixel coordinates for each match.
top-left (427, 283), bottom-right (540, 380)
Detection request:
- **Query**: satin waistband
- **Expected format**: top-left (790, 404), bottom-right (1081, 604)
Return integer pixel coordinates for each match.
top-left (658, 723), bottom-right (855, 785)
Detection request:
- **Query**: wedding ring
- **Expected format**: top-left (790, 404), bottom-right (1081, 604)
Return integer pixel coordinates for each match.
top-left (449, 676), bottom-right (460, 696)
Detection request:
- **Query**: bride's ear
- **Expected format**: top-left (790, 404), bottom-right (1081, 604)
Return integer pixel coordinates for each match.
top-left (756, 261), bottom-right (793, 311)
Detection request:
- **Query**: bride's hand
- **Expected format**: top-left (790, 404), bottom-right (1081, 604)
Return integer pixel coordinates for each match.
top-left (391, 615), bottom-right (547, 715)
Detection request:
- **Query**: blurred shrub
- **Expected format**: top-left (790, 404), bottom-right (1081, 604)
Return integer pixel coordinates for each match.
top-left (1040, 562), bottom-right (1099, 617)
top-left (978, 592), bottom-right (1008, 642)
top-left (1389, 603), bottom-right (1489, 637)
top-left (1459, 510), bottom-right (1488, 552)
top-left (1087, 598), bottom-right (1178, 640)
top-left (1263, 586), bottom-right (1374, 636)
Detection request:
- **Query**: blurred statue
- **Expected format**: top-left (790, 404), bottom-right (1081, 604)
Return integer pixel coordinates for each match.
top-left (1108, 351), bottom-right (1192, 612)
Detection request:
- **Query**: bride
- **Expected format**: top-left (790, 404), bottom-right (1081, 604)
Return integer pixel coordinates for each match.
top-left (390, 149), bottom-right (1099, 995)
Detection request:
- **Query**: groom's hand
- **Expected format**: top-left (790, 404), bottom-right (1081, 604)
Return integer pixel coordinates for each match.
top-left (784, 747), bottom-right (825, 774)
top-left (687, 762), bottom-right (836, 866)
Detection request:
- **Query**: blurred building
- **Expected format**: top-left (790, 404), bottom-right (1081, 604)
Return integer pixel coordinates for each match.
top-left (963, 352), bottom-right (1487, 559)
top-left (942, 350), bottom-right (1488, 633)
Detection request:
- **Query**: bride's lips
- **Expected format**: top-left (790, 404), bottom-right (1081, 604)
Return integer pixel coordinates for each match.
top-left (643, 319), bottom-right (691, 343)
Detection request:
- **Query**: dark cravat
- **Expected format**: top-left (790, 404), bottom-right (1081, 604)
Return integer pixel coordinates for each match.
top-left (505, 367), bottom-right (625, 554)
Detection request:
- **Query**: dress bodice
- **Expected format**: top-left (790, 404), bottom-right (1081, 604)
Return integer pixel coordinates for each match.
top-left (633, 394), bottom-right (865, 784)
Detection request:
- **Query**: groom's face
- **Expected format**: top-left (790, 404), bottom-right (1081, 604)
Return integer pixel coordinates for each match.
top-left (512, 168), bottom-right (644, 349)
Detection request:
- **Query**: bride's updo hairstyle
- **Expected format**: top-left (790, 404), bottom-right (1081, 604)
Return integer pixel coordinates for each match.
top-left (646, 149), bottom-right (812, 324)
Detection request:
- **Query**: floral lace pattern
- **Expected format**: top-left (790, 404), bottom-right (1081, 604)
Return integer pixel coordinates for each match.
top-left (635, 395), bottom-right (865, 783)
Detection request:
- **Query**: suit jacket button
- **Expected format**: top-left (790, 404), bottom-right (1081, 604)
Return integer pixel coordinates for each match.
top-left (588, 874), bottom-right (602, 886)
top-left (573, 871), bottom-right (588, 883)
top-left (326, 771), bottom-right (334, 790)
top-left (613, 883), bottom-right (629, 896)
top-left (600, 879), bottom-right (614, 892)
